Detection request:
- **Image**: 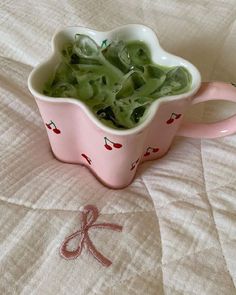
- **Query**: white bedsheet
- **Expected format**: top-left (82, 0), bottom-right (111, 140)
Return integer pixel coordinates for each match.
top-left (0, 1), bottom-right (236, 294)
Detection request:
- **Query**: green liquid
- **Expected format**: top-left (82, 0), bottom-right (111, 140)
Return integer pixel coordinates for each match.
top-left (44, 34), bottom-right (192, 129)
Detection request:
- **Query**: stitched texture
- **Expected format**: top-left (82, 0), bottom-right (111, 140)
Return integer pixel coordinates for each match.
top-left (1, 1), bottom-right (236, 294)
top-left (60, 205), bottom-right (122, 266)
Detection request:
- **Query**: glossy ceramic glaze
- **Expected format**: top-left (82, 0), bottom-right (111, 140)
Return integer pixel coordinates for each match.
top-left (28, 24), bottom-right (236, 188)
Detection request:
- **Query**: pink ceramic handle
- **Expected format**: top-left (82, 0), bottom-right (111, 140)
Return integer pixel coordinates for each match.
top-left (177, 82), bottom-right (236, 138)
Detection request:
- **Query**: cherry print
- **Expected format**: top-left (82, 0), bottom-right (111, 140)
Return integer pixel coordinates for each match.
top-left (166, 113), bottom-right (182, 124)
top-left (104, 137), bottom-right (122, 150)
top-left (152, 148), bottom-right (159, 153)
top-left (144, 147), bottom-right (159, 157)
top-left (175, 113), bottom-right (182, 120)
top-left (113, 143), bottom-right (122, 149)
top-left (166, 118), bottom-right (174, 124)
top-left (53, 128), bottom-right (61, 134)
top-left (45, 120), bottom-right (61, 134)
top-left (105, 144), bottom-right (112, 150)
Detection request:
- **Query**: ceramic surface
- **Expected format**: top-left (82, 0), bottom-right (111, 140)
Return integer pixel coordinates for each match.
top-left (28, 24), bottom-right (236, 188)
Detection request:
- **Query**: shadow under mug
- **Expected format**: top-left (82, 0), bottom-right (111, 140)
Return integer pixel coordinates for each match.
top-left (28, 25), bottom-right (236, 189)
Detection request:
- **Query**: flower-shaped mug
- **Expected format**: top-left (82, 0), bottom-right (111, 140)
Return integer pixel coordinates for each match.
top-left (28, 24), bottom-right (236, 188)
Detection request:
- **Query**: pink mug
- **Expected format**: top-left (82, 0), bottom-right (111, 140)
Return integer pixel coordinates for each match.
top-left (28, 24), bottom-right (236, 189)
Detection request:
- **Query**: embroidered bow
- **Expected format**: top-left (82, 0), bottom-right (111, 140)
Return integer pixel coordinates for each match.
top-left (60, 205), bottom-right (123, 267)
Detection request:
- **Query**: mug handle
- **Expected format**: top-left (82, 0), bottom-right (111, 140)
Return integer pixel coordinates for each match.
top-left (177, 82), bottom-right (236, 138)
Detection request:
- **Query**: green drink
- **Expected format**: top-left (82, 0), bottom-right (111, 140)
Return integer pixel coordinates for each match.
top-left (44, 34), bottom-right (192, 129)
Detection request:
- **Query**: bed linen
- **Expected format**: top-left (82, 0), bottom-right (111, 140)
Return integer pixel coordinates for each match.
top-left (0, 1), bottom-right (236, 294)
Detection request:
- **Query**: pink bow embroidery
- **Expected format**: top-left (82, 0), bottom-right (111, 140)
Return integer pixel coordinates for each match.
top-left (60, 205), bottom-right (123, 267)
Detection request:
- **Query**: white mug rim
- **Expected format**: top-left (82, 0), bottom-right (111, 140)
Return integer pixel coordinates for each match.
top-left (28, 24), bottom-right (201, 135)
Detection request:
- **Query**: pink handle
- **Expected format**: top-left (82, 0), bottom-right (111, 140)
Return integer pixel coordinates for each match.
top-left (177, 82), bottom-right (236, 138)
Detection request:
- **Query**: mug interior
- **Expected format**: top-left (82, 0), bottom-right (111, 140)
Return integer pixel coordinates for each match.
top-left (30, 24), bottom-right (201, 96)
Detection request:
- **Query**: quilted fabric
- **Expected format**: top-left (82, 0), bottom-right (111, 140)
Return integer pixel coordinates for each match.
top-left (0, 1), bottom-right (236, 294)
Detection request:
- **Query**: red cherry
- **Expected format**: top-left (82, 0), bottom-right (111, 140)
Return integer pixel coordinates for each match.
top-left (53, 128), bottom-right (61, 134)
top-left (152, 148), bottom-right (159, 153)
top-left (166, 118), bottom-right (174, 124)
top-left (105, 144), bottom-right (112, 150)
top-left (46, 123), bottom-right (52, 129)
top-left (175, 114), bottom-right (182, 119)
top-left (113, 143), bottom-right (122, 149)
top-left (144, 152), bottom-right (150, 157)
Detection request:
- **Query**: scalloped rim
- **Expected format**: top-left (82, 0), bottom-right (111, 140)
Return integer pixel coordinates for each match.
top-left (28, 24), bottom-right (201, 135)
